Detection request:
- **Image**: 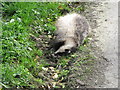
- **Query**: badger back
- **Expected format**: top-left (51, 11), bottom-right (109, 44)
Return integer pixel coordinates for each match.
top-left (55, 13), bottom-right (89, 45)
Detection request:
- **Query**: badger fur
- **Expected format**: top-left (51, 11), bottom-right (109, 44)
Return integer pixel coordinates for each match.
top-left (53, 13), bottom-right (89, 55)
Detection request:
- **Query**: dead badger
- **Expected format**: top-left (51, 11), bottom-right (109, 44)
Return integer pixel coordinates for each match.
top-left (53, 13), bottom-right (89, 55)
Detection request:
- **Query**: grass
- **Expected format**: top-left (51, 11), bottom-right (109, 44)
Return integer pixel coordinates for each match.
top-left (1, 2), bottom-right (95, 89)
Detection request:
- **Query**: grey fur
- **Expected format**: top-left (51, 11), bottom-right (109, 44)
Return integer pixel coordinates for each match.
top-left (53, 13), bottom-right (89, 55)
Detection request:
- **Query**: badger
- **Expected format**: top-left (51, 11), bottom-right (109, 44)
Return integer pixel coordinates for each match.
top-left (53, 13), bottom-right (89, 55)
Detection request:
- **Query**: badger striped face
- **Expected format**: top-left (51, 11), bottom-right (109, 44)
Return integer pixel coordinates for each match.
top-left (54, 44), bottom-right (76, 55)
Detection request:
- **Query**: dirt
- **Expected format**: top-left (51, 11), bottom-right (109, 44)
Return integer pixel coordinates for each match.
top-left (81, 1), bottom-right (118, 88)
top-left (90, 2), bottom-right (118, 88)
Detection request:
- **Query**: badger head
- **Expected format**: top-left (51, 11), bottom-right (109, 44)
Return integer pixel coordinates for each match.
top-left (54, 44), bottom-right (76, 55)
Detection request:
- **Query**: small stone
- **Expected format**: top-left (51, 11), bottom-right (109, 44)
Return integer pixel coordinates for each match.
top-left (53, 73), bottom-right (58, 79)
top-left (105, 19), bottom-right (107, 21)
top-left (42, 67), bottom-right (48, 71)
top-left (76, 79), bottom-right (85, 86)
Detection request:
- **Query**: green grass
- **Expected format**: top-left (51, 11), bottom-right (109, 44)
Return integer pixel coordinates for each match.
top-left (1, 2), bottom-right (92, 88)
